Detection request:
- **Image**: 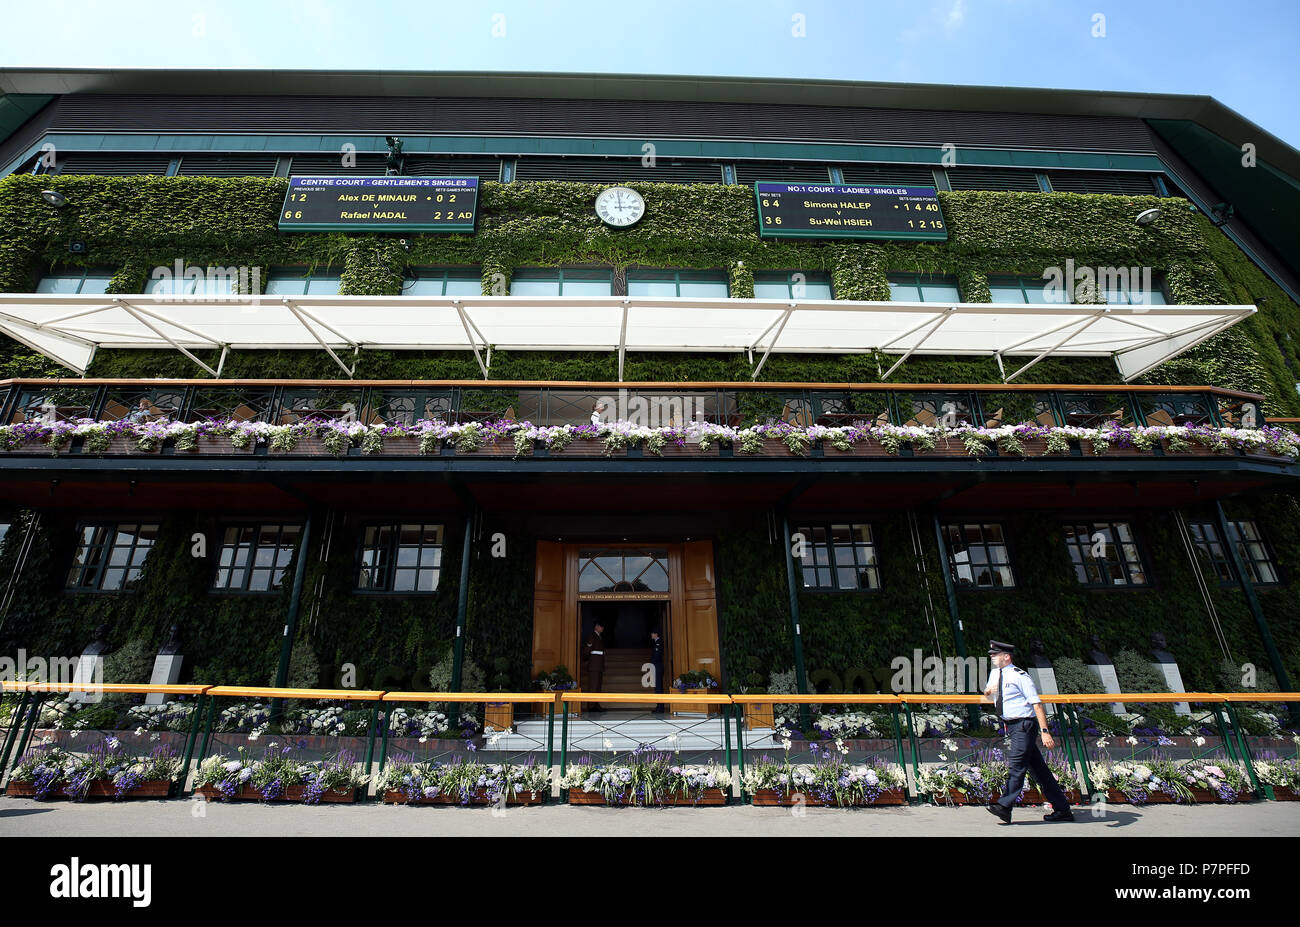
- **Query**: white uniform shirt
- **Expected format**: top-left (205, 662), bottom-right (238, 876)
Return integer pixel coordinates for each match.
top-left (986, 664), bottom-right (1040, 720)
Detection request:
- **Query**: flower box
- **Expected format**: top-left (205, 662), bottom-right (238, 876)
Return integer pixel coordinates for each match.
top-left (381, 788), bottom-right (544, 806)
top-left (1102, 787), bottom-right (1249, 805)
top-left (269, 437), bottom-right (336, 456)
top-left (179, 436), bottom-right (256, 455)
top-left (750, 788), bottom-right (905, 807)
top-left (7, 778), bottom-right (173, 800)
top-left (1018, 788), bottom-right (1083, 806)
top-left (566, 788), bottom-right (727, 806)
top-left (545, 439), bottom-right (626, 458)
top-left (455, 440), bottom-right (516, 457)
top-left (1158, 439), bottom-right (1201, 457)
top-left (1271, 786), bottom-right (1298, 801)
top-left (745, 703), bottom-right (775, 730)
top-left (99, 435), bottom-right (161, 455)
top-left (364, 436), bottom-right (424, 456)
top-left (1088, 441), bottom-right (1148, 457)
top-left (931, 789), bottom-right (995, 806)
top-left (653, 442), bottom-right (722, 457)
top-left (1012, 438), bottom-right (1050, 457)
top-left (821, 441), bottom-right (895, 457)
top-left (929, 437), bottom-right (982, 457)
top-left (196, 784), bottom-right (358, 803)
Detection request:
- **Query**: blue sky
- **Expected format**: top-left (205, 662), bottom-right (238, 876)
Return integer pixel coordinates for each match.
top-left (3, 0), bottom-right (1298, 148)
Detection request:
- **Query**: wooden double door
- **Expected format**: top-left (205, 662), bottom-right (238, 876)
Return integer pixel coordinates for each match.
top-left (531, 540), bottom-right (721, 695)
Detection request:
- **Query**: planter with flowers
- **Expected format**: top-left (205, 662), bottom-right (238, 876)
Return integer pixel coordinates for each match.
top-left (1092, 755), bottom-right (1252, 804)
top-left (6, 737), bottom-right (180, 800)
top-left (743, 750), bottom-right (906, 806)
top-left (377, 756), bottom-right (549, 805)
top-left (193, 745), bottom-right (366, 803)
top-left (533, 665), bottom-right (576, 718)
top-left (672, 670), bottom-right (720, 716)
top-left (560, 754), bottom-right (730, 806)
top-left (1254, 756), bottom-right (1300, 800)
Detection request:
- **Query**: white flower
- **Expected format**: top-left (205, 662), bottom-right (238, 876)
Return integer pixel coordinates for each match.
top-left (1193, 736), bottom-right (1206, 747)
top-left (1126, 736), bottom-right (1137, 745)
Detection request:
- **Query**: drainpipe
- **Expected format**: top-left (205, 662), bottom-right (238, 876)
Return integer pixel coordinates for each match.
top-left (931, 512), bottom-right (979, 728)
top-left (1215, 501), bottom-right (1296, 725)
top-left (780, 512), bottom-right (811, 731)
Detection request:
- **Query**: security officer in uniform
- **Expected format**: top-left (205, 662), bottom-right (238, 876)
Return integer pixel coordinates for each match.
top-left (983, 640), bottom-right (1074, 824)
top-left (584, 622), bottom-right (606, 695)
top-left (649, 628), bottom-right (665, 714)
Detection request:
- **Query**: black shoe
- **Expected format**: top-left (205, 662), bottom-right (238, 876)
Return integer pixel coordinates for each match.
top-left (987, 802), bottom-right (1012, 824)
top-left (1043, 808), bottom-right (1075, 822)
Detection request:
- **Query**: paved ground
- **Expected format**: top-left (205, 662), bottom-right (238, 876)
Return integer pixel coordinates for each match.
top-left (2, 797), bottom-right (1297, 836)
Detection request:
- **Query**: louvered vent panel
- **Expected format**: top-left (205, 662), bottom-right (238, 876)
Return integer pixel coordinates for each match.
top-left (839, 164), bottom-right (938, 186)
top-left (403, 156), bottom-right (503, 181)
top-left (1046, 171), bottom-right (1157, 195)
top-left (514, 157), bottom-right (723, 183)
top-left (55, 153), bottom-right (172, 175)
top-left (288, 154), bottom-right (387, 176)
top-left (733, 160), bottom-right (832, 184)
top-left (176, 154), bottom-right (278, 177)
top-left (945, 168), bottom-right (1041, 192)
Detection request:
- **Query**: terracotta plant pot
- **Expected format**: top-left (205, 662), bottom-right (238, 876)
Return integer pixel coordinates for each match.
top-left (566, 788), bottom-right (726, 806)
top-left (751, 788), bottom-right (905, 807)
top-left (8, 779), bottom-right (173, 800)
top-left (382, 788), bottom-right (544, 806)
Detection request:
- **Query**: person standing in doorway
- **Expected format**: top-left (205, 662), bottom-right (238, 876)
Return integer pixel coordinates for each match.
top-left (983, 640), bottom-right (1074, 824)
top-left (584, 622), bottom-right (606, 695)
top-left (649, 628), bottom-right (665, 715)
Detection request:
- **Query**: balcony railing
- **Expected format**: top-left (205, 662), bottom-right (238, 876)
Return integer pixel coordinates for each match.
top-left (0, 378), bottom-right (1274, 431)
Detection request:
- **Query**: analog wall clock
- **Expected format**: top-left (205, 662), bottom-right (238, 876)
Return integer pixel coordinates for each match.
top-left (595, 186), bottom-right (645, 228)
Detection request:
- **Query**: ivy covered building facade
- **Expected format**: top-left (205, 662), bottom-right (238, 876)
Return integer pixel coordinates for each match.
top-left (0, 69), bottom-right (1297, 703)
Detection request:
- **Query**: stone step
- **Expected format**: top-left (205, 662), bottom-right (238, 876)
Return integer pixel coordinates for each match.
top-left (488, 717), bottom-right (730, 752)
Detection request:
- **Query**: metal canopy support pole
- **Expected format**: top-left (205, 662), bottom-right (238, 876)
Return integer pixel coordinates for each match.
top-left (273, 510), bottom-right (315, 718)
top-left (0, 692), bottom-right (32, 780)
top-left (880, 307), bottom-right (955, 380)
top-left (779, 513), bottom-right (811, 731)
top-left (1003, 310), bottom-right (1107, 382)
top-left (751, 306), bottom-right (795, 380)
top-left (617, 302), bottom-right (629, 383)
top-left (451, 300), bottom-right (490, 379)
top-left (930, 511), bottom-right (978, 728)
top-left (115, 301), bottom-right (221, 377)
top-left (284, 301), bottom-right (355, 377)
top-left (1214, 502), bottom-right (1296, 724)
top-left (176, 692), bottom-right (206, 794)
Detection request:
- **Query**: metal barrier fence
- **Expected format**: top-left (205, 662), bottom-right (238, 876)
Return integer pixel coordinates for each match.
top-left (2, 682), bottom-right (1298, 807)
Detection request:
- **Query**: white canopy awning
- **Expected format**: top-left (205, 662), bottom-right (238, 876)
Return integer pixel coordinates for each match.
top-left (0, 293), bottom-right (1255, 381)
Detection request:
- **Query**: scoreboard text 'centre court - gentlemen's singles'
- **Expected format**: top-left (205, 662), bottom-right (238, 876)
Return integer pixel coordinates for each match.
top-left (279, 176), bottom-right (480, 232)
top-left (754, 182), bottom-right (948, 241)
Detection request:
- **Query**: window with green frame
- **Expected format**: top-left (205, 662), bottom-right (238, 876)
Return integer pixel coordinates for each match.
top-left (263, 267), bottom-right (342, 296)
top-left (627, 269), bottom-right (729, 297)
top-left (357, 523), bottom-right (445, 593)
top-left (1100, 272), bottom-right (1168, 305)
top-left (66, 522), bottom-right (160, 592)
top-left (886, 273), bottom-right (961, 302)
top-left (36, 268), bottom-right (115, 295)
top-left (1062, 521), bottom-right (1148, 586)
top-left (1187, 520), bottom-right (1280, 586)
top-left (752, 271), bottom-right (832, 299)
top-left (212, 523), bottom-right (302, 593)
top-left (401, 267), bottom-right (482, 296)
top-left (942, 523), bottom-right (1015, 588)
top-left (509, 268), bottom-right (612, 296)
top-left (987, 275), bottom-right (1070, 305)
top-left (795, 523), bottom-right (880, 591)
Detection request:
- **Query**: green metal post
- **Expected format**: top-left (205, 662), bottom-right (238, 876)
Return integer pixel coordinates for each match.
top-left (273, 510), bottom-right (314, 720)
top-left (545, 700), bottom-right (556, 804)
top-left (176, 693), bottom-right (206, 795)
top-left (1210, 704), bottom-right (1238, 764)
top-left (1215, 501), bottom-right (1296, 725)
top-left (449, 513), bottom-right (474, 728)
top-left (0, 692), bottom-right (32, 779)
top-left (1223, 701), bottom-right (1261, 795)
top-left (376, 702), bottom-right (392, 803)
top-left (889, 704), bottom-right (910, 801)
top-left (363, 702), bottom-right (379, 784)
top-left (1067, 706), bottom-right (1095, 797)
top-left (559, 701), bottom-right (570, 779)
top-left (734, 705), bottom-right (747, 802)
top-left (10, 693), bottom-right (44, 773)
top-left (902, 701), bottom-right (921, 780)
top-left (930, 512), bottom-right (978, 728)
top-left (193, 695), bottom-right (218, 792)
top-left (779, 513), bottom-right (812, 731)
top-left (722, 705), bottom-right (733, 801)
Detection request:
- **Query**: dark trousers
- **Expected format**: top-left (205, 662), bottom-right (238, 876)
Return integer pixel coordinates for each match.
top-left (651, 660), bottom-right (665, 712)
top-left (587, 657), bottom-right (604, 694)
top-left (997, 717), bottom-right (1070, 813)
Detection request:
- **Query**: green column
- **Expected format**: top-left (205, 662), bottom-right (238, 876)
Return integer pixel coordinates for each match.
top-left (274, 510), bottom-right (314, 691)
top-left (449, 513), bottom-right (475, 729)
top-left (779, 513), bottom-right (811, 730)
top-left (1215, 502), bottom-right (1295, 724)
top-left (931, 512), bottom-right (978, 728)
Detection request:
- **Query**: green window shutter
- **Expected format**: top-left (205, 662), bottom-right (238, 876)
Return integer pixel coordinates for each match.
top-left (945, 168), bottom-right (1041, 192)
top-left (56, 153), bottom-right (173, 176)
top-left (287, 154), bottom-right (387, 176)
top-left (733, 160), bottom-right (832, 185)
top-left (176, 155), bottom-right (280, 177)
top-left (403, 156), bottom-right (503, 181)
top-left (1045, 171), bottom-right (1158, 195)
top-left (513, 156), bottom-right (723, 184)
top-left (838, 165), bottom-right (938, 187)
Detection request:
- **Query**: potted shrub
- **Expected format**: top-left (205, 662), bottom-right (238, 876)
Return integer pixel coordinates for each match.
top-left (672, 669), bottom-right (720, 717)
top-left (533, 665), bottom-right (576, 717)
top-left (484, 657), bottom-right (516, 732)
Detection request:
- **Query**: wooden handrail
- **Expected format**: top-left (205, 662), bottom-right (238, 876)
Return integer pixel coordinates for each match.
top-left (731, 693), bottom-right (900, 704)
top-left (561, 692), bottom-right (733, 704)
top-left (204, 685), bottom-right (385, 701)
top-left (382, 691), bottom-right (557, 703)
top-left (2, 681), bottom-right (211, 695)
top-left (1040, 692), bottom-right (1222, 703)
top-left (0, 377), bottom-right (1266, 401)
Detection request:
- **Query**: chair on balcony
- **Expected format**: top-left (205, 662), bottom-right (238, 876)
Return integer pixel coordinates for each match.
top-left (1036, 411), bottom-right (1057, 427)
top-left (1145, 409), bottom-right (1177, 427)
top-left (904, 408), bottom-right (938, 428)
top-left (780, 402), bottom-right (814, 427)
top-left (983, 407), bottom-right (1004, 428)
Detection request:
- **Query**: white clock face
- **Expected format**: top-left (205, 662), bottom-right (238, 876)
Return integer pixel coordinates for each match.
top-left (595, 186), bottom-right (645, 227)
